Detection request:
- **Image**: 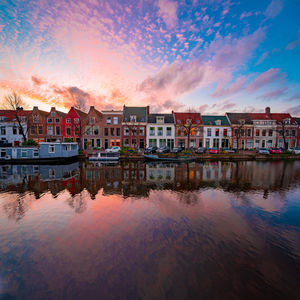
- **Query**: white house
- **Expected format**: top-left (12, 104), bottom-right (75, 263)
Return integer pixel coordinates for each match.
top-left (202, 116), bottom-right (232, 148)
top-left (0, 110), bottom-right (30, 145)
top-left (146, 114), bottom-right (175, 148)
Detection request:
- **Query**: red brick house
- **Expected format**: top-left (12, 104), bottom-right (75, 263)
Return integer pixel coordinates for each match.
top-left (173, 112), bottom-right (203, 148)
top-left (295, 117), bottom-right (300, 147)
top-left (45, 107), bottom-right (66, 142)
top-left (27, 106), bottom-right (48, 143)
top-left (62, 107), bottom-right (87, 144)
top-left (122, 106), bottom-right (149, 149)
top-left (102, 110), bottom-right (123, 148)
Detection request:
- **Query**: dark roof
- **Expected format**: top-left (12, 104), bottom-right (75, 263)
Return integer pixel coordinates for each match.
top-left (248, 113), bottom-right (272, 120)
top-left (123, 106), bottom-right (148, 122)
top-left (57, 110), bottom-right (67, 118)
top-left (226, 113), bottom-right (252, 125)
top-left (148, 113), bottom-right (174, 124)
top-left (74, 107), bottom-right (88, 119)
top-left (173, 112), bottom-right (203, 125)
top-left (294, 117), bottom-right (300, 125)
top-left (202, 115), bottom-right (230, 126)
top-left (270, 113), bottom-right (297, 125)
top-left (0, 110), bottom-right (31, 121)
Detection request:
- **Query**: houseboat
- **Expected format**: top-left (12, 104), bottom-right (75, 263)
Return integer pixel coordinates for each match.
top-left (0, 142), bottom-right (78, 164)
top-left (89, 152), bottom-right (120, 162)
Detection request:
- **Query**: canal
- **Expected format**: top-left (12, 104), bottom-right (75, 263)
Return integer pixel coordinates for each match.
top-left (0, 161), bottom-right (300, 299)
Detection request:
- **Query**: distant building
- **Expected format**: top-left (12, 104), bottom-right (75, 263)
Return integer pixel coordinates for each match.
top-left (122, 105), bottom-right (149, 149)
top-left (294, 117), bottom-right (300, 147)
top-left (146, 113), bottom-right (175, 148)
top-left (202, 115), bottom-right (231, 148)
top-left (173, 112), bottom-right (203, 148)
top-left (27, 106), bottom-right (48, 143)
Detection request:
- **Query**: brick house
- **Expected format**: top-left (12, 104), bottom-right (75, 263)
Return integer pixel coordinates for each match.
top-left (27, 106), bottom-right (48, 143)
top-left (295, 117), bottom-right (300, 147)
top-left (82, 106), bottom-right (103, 149)
top-left (173, 112), bottom-right (203, 148)
top-left (226, 112), bottom-right (254, 149)
top-left (102, 110), bottom-right (123, 148)
top-left (122, 106), bottom-right (149, 149)
top-left (45, 107), bottom-right (66, 142)
top-left (62, 107), bottom-right (87, 145)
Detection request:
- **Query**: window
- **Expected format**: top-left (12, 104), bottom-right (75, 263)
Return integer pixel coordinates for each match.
top-left (166, 127), bottom-right (172, 136)
top-left (56, 126), bottom-right (60, 135)
top-left (132, 127), bottom-right (137, 136)
top-left (75, 126), bottom-right (79, 135)
top-left (262, 129), bottom-right (266, 137)
top-left (21, 150), bottom-right (27, 158)
top-left (31, 126), bottom-right (36, 134)
top-left (207, 128), bottom-right (211, 136)
top-left (34, 116), bottom-right (39, 123)
top-left (47, 118), bottom-right (53, 123)
top-left (124, 127), bottom-right (129, 136)
top-left (0, 126), bottom-right (5, 135)
top-left (94, 127), bottom-right (99, 135)
top-left (139, 127), bottom-right (144, 136)
top-left (158, 127), bottom-right (163, 136)
top-left (130, 115), bottom-right (137, 122)
top-left (150, 127), bottom-right (155, 136)
top-left (234, 129), bottom-right (238, 137)
top-left (247, 129), bottom-right (251, 137)
top-left (49, 144), bottom-right (55, 153)
top-left (256, 129), bottom-right (260, 136)
top-left (241, 129), bottom-right (245, 136)
top-left (66, 118), bottom-right (71, 124)
top-left (51, 112), bottom-right (55, 117)
top-left (215, 129), bottom-right (219, 137)
top-left (86, 126), bottom-right (91, 135)
top-left (38, 126), bottom-right (43, 135)
top-left (113, 117), bottom-right (118, 125)
top-left (292, 130), bottom-right (296, 137)
top-left (149, 139), bottom-right (157, 147)
top-left (286, 130), bottom-right (289, 136)
top-left (268, 130), bottom-right (273, 137)
top-left (55, 118), bottom-right (60, 123)
top-left (13, 127), bottom-right (17, 135)
top-left (74, 118), bottom-right (79, 124)
top-left (215, 120), bottom-right (221, 126)
top-left (247, 140), bottom-right (253, 149)
top-left (223, 129), bottom-right (227, 137)
top-left (124, 138), bottom-right (129, 146)
top-left (156, 116), bottom-right (164, 123)
top-left (116, 128), bottom-right (120, 136)
top-left (106, 117), bottom-right (111, 124)
top-left (66, 127), bottom-right (71, 135)
top-left (47, 126), bottom-right (53, 135)
top-left (49, 169), bottom-right (55, 178)
top-left (104, 128), bottom-right (109, 136)
top-left (33, 149), bottom-right (39, 157)
top-left (90, 117), bottom-right (95, 124)
top-left (110, 128), bottom-right (115, 136)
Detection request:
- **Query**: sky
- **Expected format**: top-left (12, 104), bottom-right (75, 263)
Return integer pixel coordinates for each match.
top-left (0, 0), bottom-right (300, 115)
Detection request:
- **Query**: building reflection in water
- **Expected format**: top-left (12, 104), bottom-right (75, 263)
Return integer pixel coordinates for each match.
top-left (0, 160), bottom-right (300, 220)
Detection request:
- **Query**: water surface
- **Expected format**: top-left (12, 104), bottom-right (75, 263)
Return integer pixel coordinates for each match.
top-left (0, 161), bottom-right (300, 299)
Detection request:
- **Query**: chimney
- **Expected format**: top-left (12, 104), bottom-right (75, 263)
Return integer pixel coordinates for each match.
top-left (265, 107), bottom-right (271, 114)
top-left (90, 106), bottom-right (94, 109)
top-left (33, 106), bottom-right (38, 110)
top-left (146, 105), bottom-right (150, 115)
top-left (51, 107), bottom-right (55, 111)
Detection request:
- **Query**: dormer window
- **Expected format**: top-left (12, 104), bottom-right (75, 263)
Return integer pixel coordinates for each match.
top-left (51, 112), bottom-right (55, 117)
top-left (34, 116), bottom-right (39, 123)
top-left (156, 116), bottom-right (164, 124)
top-left (130, 115), bottom-right (137, 122)
top-left (47, 118), bottom-right (53, 123)
top-left (215, 120), bottom-right (221, 126)
top-left (90, 117), bottom-right (95, 124)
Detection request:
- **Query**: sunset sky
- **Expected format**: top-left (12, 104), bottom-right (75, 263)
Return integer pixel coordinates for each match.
top-left (0, 0), bottom-right (299, 115)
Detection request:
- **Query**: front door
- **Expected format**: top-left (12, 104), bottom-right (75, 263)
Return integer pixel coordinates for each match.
top-left (139, 139), bottom-right (144, 149)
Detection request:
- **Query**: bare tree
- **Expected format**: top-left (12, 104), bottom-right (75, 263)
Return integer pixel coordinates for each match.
top-left (276, 120), bottom-right (289, 150)
top-left (178, 118), bottom-right (201, 150)
top-left (233, 119), bottom-right (245, 153)
top-left (1, 92), bottom-right (29, 142)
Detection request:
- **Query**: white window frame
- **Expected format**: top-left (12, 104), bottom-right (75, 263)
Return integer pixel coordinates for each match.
top-left (49, 144), bottom-right (55, 153)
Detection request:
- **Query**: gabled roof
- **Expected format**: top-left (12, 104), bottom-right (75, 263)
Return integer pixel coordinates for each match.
top-left (73, 107), bottom-right (88, 119)
top-left (270, 113), bottom-right (297, 125)
top-left (226, 112), bottom-right (253, 125)
top-left (202, 115), bottom-right (230, 126)
top-left (148, 113), bottom-right (174, 124)
top-left (173, 112), bottom-right (202, 125)
top-left (87, 106), bottom-right (102, 118)
top-left (123, 106), bottom-right (148, 122)
top-left (0, 110), bottom-right (32, 121)
top-left (248, 113), bottom-right (272, 120)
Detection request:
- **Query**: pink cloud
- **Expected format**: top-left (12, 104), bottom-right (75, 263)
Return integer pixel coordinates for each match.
top-left (255, 51), bottom-right (269, 66)
top-left (264, 0), bottom-right (283, 19)
top-left (248, 68), bottom-right (285, 92)
top-left (213, 76), bottom-right (248, 98)
top-left (257, 87), bottom-right (287, 100)
top-left (157, 0), bottom-right (178, 29)
top-left (240, 11), bottom-right (253, 20)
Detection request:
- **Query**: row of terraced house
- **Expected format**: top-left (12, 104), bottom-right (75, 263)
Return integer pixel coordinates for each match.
top-left (0, 105), bottom-right (299, 149)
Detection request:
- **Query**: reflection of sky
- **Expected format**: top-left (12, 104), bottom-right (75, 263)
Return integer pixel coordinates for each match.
top-left (0, 0), bottom-right (300, 115)
top-left (1, 184), bottom-right (300, 298)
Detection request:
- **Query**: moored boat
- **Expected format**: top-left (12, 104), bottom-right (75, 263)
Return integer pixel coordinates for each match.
top-left (89, 152), bottom-right (120, 161)
top-left (144, 154), bottom-right (197, 162)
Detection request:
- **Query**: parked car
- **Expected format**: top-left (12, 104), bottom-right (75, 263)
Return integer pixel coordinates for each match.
top-left (269, 148), bottom-right (282, 154)
top-left (290, 148), bottom-right (300, 154)
top-left (170, 147), bottom-right (183, 154)
top-left (145, 146), bottom-right (157, 154)
top-left (157, 146), bottom-right (170, 154)
top-left (105, 146), bottom-right (121, 153)
top-left (195, 147), bottom-right (206, 154)
top-left (209, 148), bottom-right (219, 154)
top-left (257, 148), bottom-right (270, 155)
top-left (221, 147), bottom-right (236, 153)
